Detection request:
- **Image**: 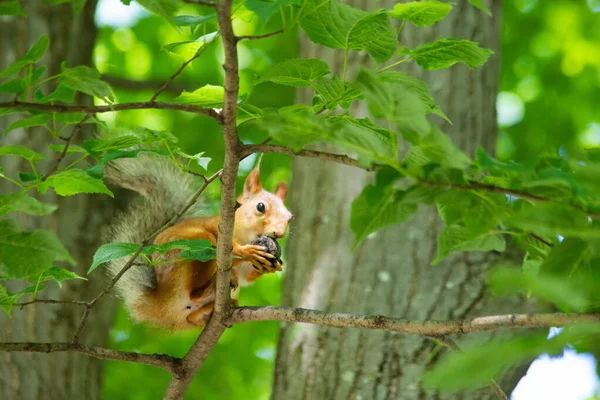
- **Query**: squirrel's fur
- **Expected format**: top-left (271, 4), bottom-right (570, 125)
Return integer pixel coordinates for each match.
top-left (103, 154), bottom-right (292, 330)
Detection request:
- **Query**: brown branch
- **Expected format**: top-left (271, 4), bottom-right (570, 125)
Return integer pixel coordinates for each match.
top-left (427, 335), bottom-right (508, 400)
top-left (163, 1), bottom-right (240, 398)
top-left (228, 306), bottom-right (600, 334)
top-left (236, 29), bottom-right (285, 41)
top-left (0, 101), bottom-right (220, 120)
top-left (529, 232), bottom-right (554, 248)
top-left (241, 143), bottom-right (371, 171)
top-left (0, 342), bottom-right (182, 373)
top-left (41, 113), bottom-right (92, 181)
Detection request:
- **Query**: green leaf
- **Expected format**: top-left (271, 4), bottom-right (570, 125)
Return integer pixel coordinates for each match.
top-left (246, 0), bottom-right (300, 21)
top-left (351, 184), bottom-right (417, 247)
top-left (0, 193), bottom-right (57, 217)
top-left (173, 14), bottom-right (216, 28)
top-left (0, 220), bottom-right (74, 280)
top-left (89, 242), bottom-right (140, 274)
top-left (256, 108), bottom-right (398, 168)
top-left (135, 0), bottom-right (179, 21)
top-left (467, 0), bottom-right (491, 16)
top-left (40, 169), bottom-right (114, 198)
top-left (177, 151), bottom-right (211, 170)
top-left (4, 114), bottom-right (51, 134)
top-left (313, 76), bottom-right (361, 110)
top-left (539, 238), bottom-right (589, 277)
top-left (433, 225), bottom-right (505, 265)
top-left (163, 40), bottom-right (205, 59)
top-left (175, 85), bottom-right (224, 107)
top-left (82, 135), bottom-right (142, 154)
top-left (0, 145), bottom-right (46, 162)
top-left (403, 38), bottom-right (494, 70)
top-left (389, 1), bottom-right (453, 27)
top-left (301, 1), bottom-right (397, 63)
top-left (38, 82), bottom-right (76, 103)
top-left (237, 104), bottom-right (263, 126)
top-left (411, 125), bottom-right (472, 169)
top-left (487, 266), bottom-right (590, 311)
top-left (355, 69), bottom-right (430, 133)
top-left (144, 239), bottom-right (216, 262)
top-left (257, 59), bottom-right (330, 87)
top-left (422, 328), bottom-right (600, 392)
top-left (510, 203), bottom-right (599, 238)
top-left (52, 113), bottom-right (104, 126)
top-left (48, 143), bottom-right (88, 154)
top-left (475, 147), bottom-right (530, 175)
top-left (0, 77), bottom-right (26, 93)
top-left (0, 1), bottom-right (26, 16)
top-left (60, 63), bottom-right (114, 102)
top-left (32, 266), bottom-right (86, 287)
top-left (0, 35), bottom-right (48, 77)
top-left (101, 148), bottom-right (169, 163)
top-left (0, 285), bottom-right (48, 317)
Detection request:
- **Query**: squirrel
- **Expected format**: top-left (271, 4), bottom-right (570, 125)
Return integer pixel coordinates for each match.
top-left (103, 154), bottom-right (292, 331)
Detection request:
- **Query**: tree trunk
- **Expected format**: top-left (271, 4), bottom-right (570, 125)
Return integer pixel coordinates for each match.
top-left (273, 1), bottom-right (537, 399)
top-left (0, 1), bottom-right (117, 399)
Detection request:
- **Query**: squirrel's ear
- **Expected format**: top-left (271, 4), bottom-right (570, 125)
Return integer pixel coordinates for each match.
top-left (244, 168), bottom-right (262, 196)
top-left (274, 182), bottom-right (288, 201)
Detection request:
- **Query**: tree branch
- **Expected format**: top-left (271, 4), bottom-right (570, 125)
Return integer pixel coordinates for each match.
top-left (0, 101), bottom-right (220, 120)
top-left (182, 0), bottom-right (216, 6)
top-left (236, 29), bottom-right (285, 41)
top-left (163, 1), bottom-right (240, 397)
top-left (17, 299), bottom-right (88, 308)
top-left (0, 342), bottom-right (182, 373)
top-left (41, 113), bottom-right (92, 181)
top-left (228, 306), bottom-right (600, 334)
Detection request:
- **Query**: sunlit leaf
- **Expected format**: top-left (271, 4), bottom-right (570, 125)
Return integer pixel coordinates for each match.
top-left (402, 38), bottom-right (494, 70)
top-left (32, 266), bottom-right (86, 287)
top-left (301, 0), bottom-right (397, 63)
top-left (40, 169), bottom-right (114, 198)
top-left (0, 285), bottom-right (48, 317)
top-left (89, 242), bottom-right (141, 274)
top-left (175, 85), bottom-right (224, 107)
top-left (135, 0), bottom-right (179, 21)
top-left (389, 1), bottom-right (453, 27)
top-left (60, 63), bottom-right (114, 102)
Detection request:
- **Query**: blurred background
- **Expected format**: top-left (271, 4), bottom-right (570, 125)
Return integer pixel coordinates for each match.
top-left (90, 0), bottom-right (600, 398)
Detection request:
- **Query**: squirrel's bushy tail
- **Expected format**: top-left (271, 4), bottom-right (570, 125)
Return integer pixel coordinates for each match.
top-left (103, 154), bottom-right (203, 311)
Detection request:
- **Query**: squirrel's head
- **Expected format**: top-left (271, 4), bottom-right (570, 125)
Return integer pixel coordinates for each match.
top-left (235, 168), bottom-right (292, 244)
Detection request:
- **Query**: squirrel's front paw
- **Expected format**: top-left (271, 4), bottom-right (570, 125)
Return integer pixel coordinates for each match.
top-left (236, 244), bottom-right (275, 271)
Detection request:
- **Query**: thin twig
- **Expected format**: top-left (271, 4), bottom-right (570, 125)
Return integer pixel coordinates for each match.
top-left (427, 335), bottom-right (508, 400)
top-left (41, 113), bottom-right (92, 181)
top-left (236, 29), bottom-right (285, 41)
top-left (0, 342), bottom-right (182, 373)
top-left (18, 299), bottom-right (88, 309)
top-left (529, 232), bottom-right (554, 248)
top-left (182, 0), bottom-right (216, 6)
top-left (150, 54), bottom-right (201, 103)
top-left (0, 101), bottom-right (220, 120)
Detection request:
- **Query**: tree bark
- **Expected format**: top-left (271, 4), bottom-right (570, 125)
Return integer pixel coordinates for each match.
top-left (273, 1), bottom-right (538, 399)
top-left (0, 1), bottom-right (117, 399)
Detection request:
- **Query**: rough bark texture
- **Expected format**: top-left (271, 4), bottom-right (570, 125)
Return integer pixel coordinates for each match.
top-left (0, 1), bottom-right (117, 399)
top-left (273, 1), bottom-right (538, 399)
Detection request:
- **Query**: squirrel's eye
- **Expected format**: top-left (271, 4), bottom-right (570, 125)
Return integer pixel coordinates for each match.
top-left (256, 202), bottom-right (266, 213)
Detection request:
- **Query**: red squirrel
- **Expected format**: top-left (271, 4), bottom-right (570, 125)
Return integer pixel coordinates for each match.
top-left (104, 155), bottom-right (292, 331)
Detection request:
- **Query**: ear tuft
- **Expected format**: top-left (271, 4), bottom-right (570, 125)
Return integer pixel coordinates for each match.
top-left (274, 182), bottom-right (288, 201)
top-left (243, 168), bottom-right (262, 196)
